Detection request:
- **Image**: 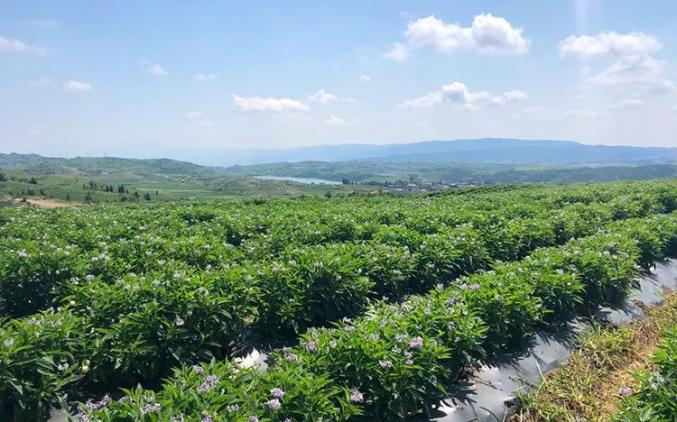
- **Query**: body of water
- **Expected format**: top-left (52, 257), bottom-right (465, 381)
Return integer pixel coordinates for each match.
top-left (254, 175), bottom-right (342, 185)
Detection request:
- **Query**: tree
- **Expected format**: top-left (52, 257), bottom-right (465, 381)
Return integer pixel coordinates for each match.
top-left (144, 193), bottom-right (152, 201)
top-left (84, 192), bottom-right (93, 202)
top-left (117, 184), bottom-right (125, 194)
top-left (133, 191), bottom-right (140, 200)
top-left (0, 172), bottom-right (6, 182)
top-left (325, 191), bottom-right (332, 198)
top-left (66, 194), bottom-right (71, 201)
top-left (28, 177), bottom-right (38, 185)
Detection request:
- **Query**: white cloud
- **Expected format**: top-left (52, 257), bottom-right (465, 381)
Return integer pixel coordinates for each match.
top-left (565, 109), bottom-right (600, 118)
top-left (307, 89), bottom-right (355, 104)
top-left (358, 74), bottom-right (371, 83)
top-left (30, 19), bottom-right (59, 28)
top-left (560, 31), bottom-right (674, 92)
top-left (62, 80), bottom-right (93, 92)
top-left (559, 32), bottom-right (661, 57)
top-left (610, 98), bottom-right (643, 109)
top-left (323, 115), bottom-right (348, 126)
top-left (308, 89), bottom-right (338, 104)
top-left (400, 81), bottom-right (526, 110)
top-left (587, 55), bottom-right (673, 92)
top-left (195, 73), bottom-right (217, 82)
top-left (673, 104), bottom-right (677, 112)
top-left (383, 42), bottom-right (409, 61)
top-left (469, 13), bottom-right (530, 54)
top-left (148, 64), bottom-right (167, 77)
top-left (491, 89), bottom-right (528, 105)
top-left (0, 36), bottom-right (47, 54)
top-left (387, 13), bottom-right (529, 60)
top-left (233, 95), bottom-right (309, 112)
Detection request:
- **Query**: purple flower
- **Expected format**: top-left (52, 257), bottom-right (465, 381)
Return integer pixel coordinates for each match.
top-left (85, 274), bottom-right (95, 281)
top-left (619, 386), bottom-right (633, 396)
top-left (285, 353), bottom-right (298, 362)
top-left (329, 340), bottom-right (337, 349)
top-left (118, 395), bottom-right (131, 404)
top-left (447, 296), bottom-right (459, 306)
top-left (469, 283), bottom-right (480, 291)
top-left (267, 398), bottom-right (282, 410)
top-left (98, 394), bottom-right (111, 407)
top-left (350, 390), bottom-right (364, 403)
top-left (141, 403), bottom-right (162, 415)
top-left (197, 374), bottom-right (219, 393)
top-left (408, 336), bottom-right (424, 351)
top-left (379, 359), bottom-right (393, 369)
top-left (85, 394), bottom-right (112, 411)
top-left (202, 416), bottom-right (213, 422)
top-left (248, 417), bottom-right (260, 422)
top-left (270, 388), bottom-right (285, 399)
top-left (227, 404), bottom-right (240, 412)
top-left (192, 364), bottom-right (204, 374)
top-left (305, 341), bottom-right (317, 353)
top-left (174, 317), bottom-right (185, 327)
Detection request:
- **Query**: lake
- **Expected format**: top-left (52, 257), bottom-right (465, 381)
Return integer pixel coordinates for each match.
top-left (254, 176), bottom-right (342, 185)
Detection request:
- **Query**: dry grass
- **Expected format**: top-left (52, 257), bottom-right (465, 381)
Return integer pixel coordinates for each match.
top-left (513, 292), bottom-right (677, 422)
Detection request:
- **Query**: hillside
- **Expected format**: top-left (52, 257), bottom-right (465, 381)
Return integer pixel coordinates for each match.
top-left (0, 153), bottom-right (210, 176)
top-left (0, 154), bottom-right (362, 203)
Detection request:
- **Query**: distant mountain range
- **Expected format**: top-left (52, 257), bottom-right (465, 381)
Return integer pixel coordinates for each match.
top-left (2, 139), bottom-right (677, 188)
top-left (156, 138), bottom-right (677, 166)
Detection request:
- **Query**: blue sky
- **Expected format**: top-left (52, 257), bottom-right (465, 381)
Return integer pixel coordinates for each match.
top-left (1, 0), bottom-right (677, 159)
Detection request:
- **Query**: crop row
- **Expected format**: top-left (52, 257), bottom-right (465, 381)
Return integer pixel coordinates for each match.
top-left (1, 182), bottom-right (674, 318)
top-left (80, 213), bottom-right (677, 421)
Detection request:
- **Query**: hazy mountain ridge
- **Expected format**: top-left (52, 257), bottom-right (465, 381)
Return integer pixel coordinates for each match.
top-left (147, 139), bottom-right (677, 166)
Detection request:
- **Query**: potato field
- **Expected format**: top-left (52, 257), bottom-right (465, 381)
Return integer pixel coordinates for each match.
top-left (1, 181), bottom-right (676, 421)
